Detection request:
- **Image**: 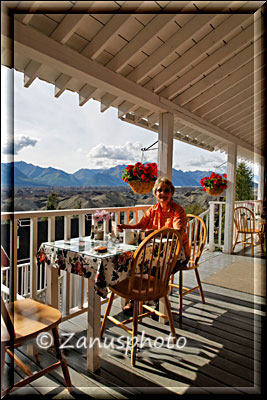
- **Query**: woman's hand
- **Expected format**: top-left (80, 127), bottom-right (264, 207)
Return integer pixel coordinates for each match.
top-left (116, 224), bottom-right (127, 232)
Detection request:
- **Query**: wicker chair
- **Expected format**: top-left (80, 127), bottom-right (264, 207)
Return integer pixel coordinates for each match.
top-left (232, 206), bottom-right (264, 256)
top-left (169, 214), bottom-right (207, 317)
top-left (100, 227), bottom-right (182, 366)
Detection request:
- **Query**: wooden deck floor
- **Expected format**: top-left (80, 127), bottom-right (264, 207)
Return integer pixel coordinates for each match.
top-left (4, 251), bottom-right (266, 399)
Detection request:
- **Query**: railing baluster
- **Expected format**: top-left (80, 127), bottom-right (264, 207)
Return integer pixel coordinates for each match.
top-left (2, 205), bottom-right (151, 312)
top-left (9, 218), bottom-right (18, 301)
top-left (79, 214), bottom-right (85, 237)
top-left (46, 216), bottom-right (59, 308)
top-left (30, 217), bottom-right (38, 299)
top-left (209, 203), bottom-right (215, 251)
top-left (218, 203), bottom-right (222, 247)
top-left (63, 215), bottom-right (71, 315)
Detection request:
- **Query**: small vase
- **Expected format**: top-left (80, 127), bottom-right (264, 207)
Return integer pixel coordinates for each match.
top-left (95, 224), bottom-right (104, 240)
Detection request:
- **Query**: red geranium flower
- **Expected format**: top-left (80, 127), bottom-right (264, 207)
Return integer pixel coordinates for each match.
top-left (122, 162), bottom-right (158, 183)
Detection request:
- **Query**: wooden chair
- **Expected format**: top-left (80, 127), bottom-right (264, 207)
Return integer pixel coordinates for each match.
top-left (169, 214), bottom-right (207, 317)
top-left (100, 227), bottom-right (182, 366)
top-left (1, 297), bottom-right (72, 396)
top-left (232, 206), bottom-right (264, 256)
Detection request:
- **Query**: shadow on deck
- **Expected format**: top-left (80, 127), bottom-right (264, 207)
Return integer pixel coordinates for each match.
top-left (4, 250), bottom-right (265, 398)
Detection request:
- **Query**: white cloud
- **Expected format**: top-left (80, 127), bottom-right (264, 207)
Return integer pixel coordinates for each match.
top-left (2, 135), bottom-right (39, 155)
top-left (174, 153), bottom-right (226, 172)
top-left (86, 142), bottom-right (157, 169)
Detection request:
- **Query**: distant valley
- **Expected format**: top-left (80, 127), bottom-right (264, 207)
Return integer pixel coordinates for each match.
top-left (1, 186), bottom-right (212, 213)
top-left (1, 161), bottom-right (214, 188)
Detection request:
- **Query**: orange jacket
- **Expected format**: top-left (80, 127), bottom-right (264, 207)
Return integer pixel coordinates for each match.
top-left (137, 201), bottom-right (190, 258)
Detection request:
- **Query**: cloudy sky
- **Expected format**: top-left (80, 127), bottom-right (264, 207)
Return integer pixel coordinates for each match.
top-left (2, 65), bottom-right (232, 174)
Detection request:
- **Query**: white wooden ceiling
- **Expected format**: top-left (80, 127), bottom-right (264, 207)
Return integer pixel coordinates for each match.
top-left (1, 1), bottom-right (266, 163)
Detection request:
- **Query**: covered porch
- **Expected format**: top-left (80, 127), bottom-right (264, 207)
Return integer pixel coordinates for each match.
top-left (1, 1), bottom-right (266, 397)
top-left (3, 248), bottom-right (265, 397)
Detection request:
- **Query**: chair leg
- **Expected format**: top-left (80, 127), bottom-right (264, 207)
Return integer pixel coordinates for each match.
top-left (169, 274), bottom-right (174, 294)
top-left (243, 233), bottom-right (246, 250)
top-left (131, 301), bottom-right (139, 367)
top-left (178, 271), bottom-right (183, 317)
top-left (195, 269), bottom-right (205, 304)
top-left (163, 295), bottom-right (176, 343)
top-left (232, 232), bottom-right (239, 252)
top-left (259, 233), bottom-right (264, 252)
top-left (52, 328), bottom-right (72, 390)
top-left (100, 292), bottom-right (115, 337)
top-left (1, 343), bottom-right (6, 397)
top-left (251, 233), bottom-right (254, 256)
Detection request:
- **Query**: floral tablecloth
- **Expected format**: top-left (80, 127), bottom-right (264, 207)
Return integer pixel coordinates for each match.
top-left (37, 238), bottom-right (137, 298)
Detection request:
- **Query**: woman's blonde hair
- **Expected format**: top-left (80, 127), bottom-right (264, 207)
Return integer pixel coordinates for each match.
top-left (152, 177), bottom-right (175, 196)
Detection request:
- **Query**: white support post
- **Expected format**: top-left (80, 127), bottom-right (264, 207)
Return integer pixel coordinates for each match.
top-left (87, 278), bottom-right (101, 371)
top-left (158, 112), bottom-right (174, 180)
top-left (257, 157), bottom-right (264, 201)
top-left (158, 111), bottom-right (173, 321)
top-left (223, 143), bottom-right (237, 253)
top-left (30, 217), bottom-right (38, 299)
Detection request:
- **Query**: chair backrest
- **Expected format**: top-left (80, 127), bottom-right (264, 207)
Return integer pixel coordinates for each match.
top-left (1, 296), bottom-right (15, 342)
top-left (186, 214), bottom-right (207, 266)
top-left (128, 227), bottom-right (182, 299)
top-left (233, 206), bottom-right (255, 231)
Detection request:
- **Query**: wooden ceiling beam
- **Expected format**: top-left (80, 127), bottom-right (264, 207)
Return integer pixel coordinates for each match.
top-left (163, 20), bottom-right (257, 101)
top-left (79, 83), bottom-right (97, 107)
top-left (105, 13), bottom-right (176, 73)
top-left (6, 19), bottom-right (264, 157)
top-left (54, 73), bottom-right (73, 98)
top-left (50, 14), bottom-right (89, 45)
top-left (133, 107), bottom-right (150, 122)
top-left (173, 39), bottom-right (263, 108)
top-left (147, 113), bottom-right (159, 127)
top-left (144, 13), bottom-right (251, 92)
top-left (215, 96), bottom-right (264, 129)
top-left (185, 56), bottom-right (258, 112)
top-left (20, 2), bottom-right (40, 25)
top-left (100, 93), bottom-right (117, 112)
top-left (118, 101), bottom-right (136, 118)
top-left (24, 59), bottom-right (43, 88)
top-left (196, 71), bottom-right (262, 117)
top-left (82, 0), bottom-right (145, 60)
top-left (128, 14), bottom-right (213, 85)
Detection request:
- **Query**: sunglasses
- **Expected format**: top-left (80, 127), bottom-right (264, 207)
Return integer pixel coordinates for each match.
top-left (157, 188), bottom-right (171, 193)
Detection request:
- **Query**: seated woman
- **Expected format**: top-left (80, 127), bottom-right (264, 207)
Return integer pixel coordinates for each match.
top-left (117, 177), bottom-right (190, 314)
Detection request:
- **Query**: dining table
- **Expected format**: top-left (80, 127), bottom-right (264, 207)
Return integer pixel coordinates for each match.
top-left (37, 235), bottom-right (186, 371)
top-left (37, 236), bottom-right (138, 371)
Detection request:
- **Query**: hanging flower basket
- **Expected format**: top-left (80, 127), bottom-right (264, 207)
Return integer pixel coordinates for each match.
top-left (128, 180), bottom-right (155, 194)
top-left (205, 187), bottom-right (224, 196)
top-left (122, 162), bottom-right (157, 194)
top-left (200, 172), bottom-right (227, 197)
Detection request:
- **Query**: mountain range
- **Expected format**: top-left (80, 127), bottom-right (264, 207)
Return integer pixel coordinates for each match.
top-left (1, 161), bottom-right (216, 188)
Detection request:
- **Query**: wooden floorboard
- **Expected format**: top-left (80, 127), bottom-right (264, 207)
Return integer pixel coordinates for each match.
top-left (4, 251), bottom-right (264, 398)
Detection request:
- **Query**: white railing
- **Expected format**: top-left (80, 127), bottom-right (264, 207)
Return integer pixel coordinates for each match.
top-left (1, 205), bottom-right (150, 319)
top-left (198, 209), bottom-right (210, 249)
top-left (208, 199), bottom-right (263, 252)
top-left (234, 200), bottom-right (263, 215)
top-left (2, 200), bottom-right (259, 314)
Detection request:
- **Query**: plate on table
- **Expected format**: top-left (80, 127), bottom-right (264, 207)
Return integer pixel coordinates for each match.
top-left (94, 246), bottom-right (108, 253)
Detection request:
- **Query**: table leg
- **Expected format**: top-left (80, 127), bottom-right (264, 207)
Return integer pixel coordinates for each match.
top-left (87, 279), bottom-right (101, 372)
top-left (46, 265), bottom-right (59, 309)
